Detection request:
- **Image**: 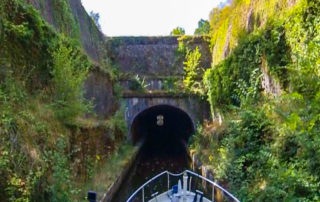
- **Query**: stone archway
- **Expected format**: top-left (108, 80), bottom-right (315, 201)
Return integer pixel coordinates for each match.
top-left (130, 104), bottom-right (195, 154)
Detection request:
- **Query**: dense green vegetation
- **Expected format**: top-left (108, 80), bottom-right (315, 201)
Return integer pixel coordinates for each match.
top-left (190, 0), bottom-right (320, 201)
top-left (183, 47), bottom-right (205, 96)
top-left (209, 0), bottom-right (290, 65)
top-left (177, 35), bottom-right (211, 96)
top-left (1, 0), bottom-right (319, 201)
top-left (51, 0), bottom-right (81, 41)
top-left (0, 0), bottom-right (129, 201)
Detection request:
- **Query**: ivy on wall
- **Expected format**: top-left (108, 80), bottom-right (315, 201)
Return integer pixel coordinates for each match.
top-left (191, 0), bottom-right (320, 201)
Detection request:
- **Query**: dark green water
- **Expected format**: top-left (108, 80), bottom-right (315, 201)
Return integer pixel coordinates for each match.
top-left (112, 143), bottom-right (190, 202)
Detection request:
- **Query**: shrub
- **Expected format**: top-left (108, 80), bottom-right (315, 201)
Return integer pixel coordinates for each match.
top-left (183, 46), bottom-right (206, 96)
top-left (51, 38), bottom-right (91, 123)
top-left (128, 75), bottom-right (148, 92)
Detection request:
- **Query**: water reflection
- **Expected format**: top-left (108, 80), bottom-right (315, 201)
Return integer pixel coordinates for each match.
top-left (112, 141), bottom-right (190, 202)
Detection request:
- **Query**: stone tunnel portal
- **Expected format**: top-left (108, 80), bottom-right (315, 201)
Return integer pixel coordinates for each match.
top-left (112, 105), bottom-right (195, 201)
top-left (131, 105), bottom-right (195, 156)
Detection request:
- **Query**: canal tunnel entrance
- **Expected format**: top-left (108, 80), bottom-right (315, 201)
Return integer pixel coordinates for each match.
top-left (131, 105), bottom-right (195, 156)
top-left (112, 105), bottom-right (195, 201)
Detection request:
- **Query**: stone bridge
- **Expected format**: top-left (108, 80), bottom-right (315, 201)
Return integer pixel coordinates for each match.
top-left (109, 36), bottom-right (211, 142)
top-left (86, 36), bottom-right (211, 143)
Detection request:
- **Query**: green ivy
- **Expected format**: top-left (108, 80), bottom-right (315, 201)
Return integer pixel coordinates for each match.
top-left (204, 22), bottom-right (291, 110)
top-left (194, 0), bottom-right (320, 201)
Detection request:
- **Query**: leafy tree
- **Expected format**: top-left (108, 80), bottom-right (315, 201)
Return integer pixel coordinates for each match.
top-left (194, 19), bottom-right (210, 35)
top-left (170, 26), bottom-right (185, 36)
top-left (89, 11), bottom-right (101, 30)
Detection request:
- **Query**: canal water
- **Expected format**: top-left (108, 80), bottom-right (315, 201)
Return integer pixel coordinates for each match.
top-left (112, 141), bottom-right (190, 202)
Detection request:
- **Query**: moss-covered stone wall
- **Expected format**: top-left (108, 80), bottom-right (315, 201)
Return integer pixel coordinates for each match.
top-left (107, 36), bottom-right (211, 77)
top-left (24, 0), bottom-right (105, 62)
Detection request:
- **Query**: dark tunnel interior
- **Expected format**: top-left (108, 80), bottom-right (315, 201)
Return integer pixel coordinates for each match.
top-left (131, 105), bottom-right (195, 157)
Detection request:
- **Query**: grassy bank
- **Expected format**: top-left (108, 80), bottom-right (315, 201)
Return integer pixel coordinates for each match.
top-left (0, 0), bottom-right (130, 201)
top-left (81, 143), bottom-right (138, 201)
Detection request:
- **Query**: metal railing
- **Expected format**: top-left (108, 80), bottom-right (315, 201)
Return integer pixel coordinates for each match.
top-left (126, 170), bottom-right (240, 202)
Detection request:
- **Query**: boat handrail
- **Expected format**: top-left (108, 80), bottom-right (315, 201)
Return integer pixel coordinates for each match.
top-left (126, 169), bottom-right (240, 202)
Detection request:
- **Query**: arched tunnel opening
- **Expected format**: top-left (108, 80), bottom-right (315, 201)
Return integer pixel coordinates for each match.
top-left (131, 105), bottom-right (195, 157)
top-left (113, 105), bottom-right (196, 201)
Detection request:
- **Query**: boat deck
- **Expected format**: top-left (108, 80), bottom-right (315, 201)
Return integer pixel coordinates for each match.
top-left (149, 190), bottom-right (211, 202)
top-left (126, 170), bottom-right (240, 202)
